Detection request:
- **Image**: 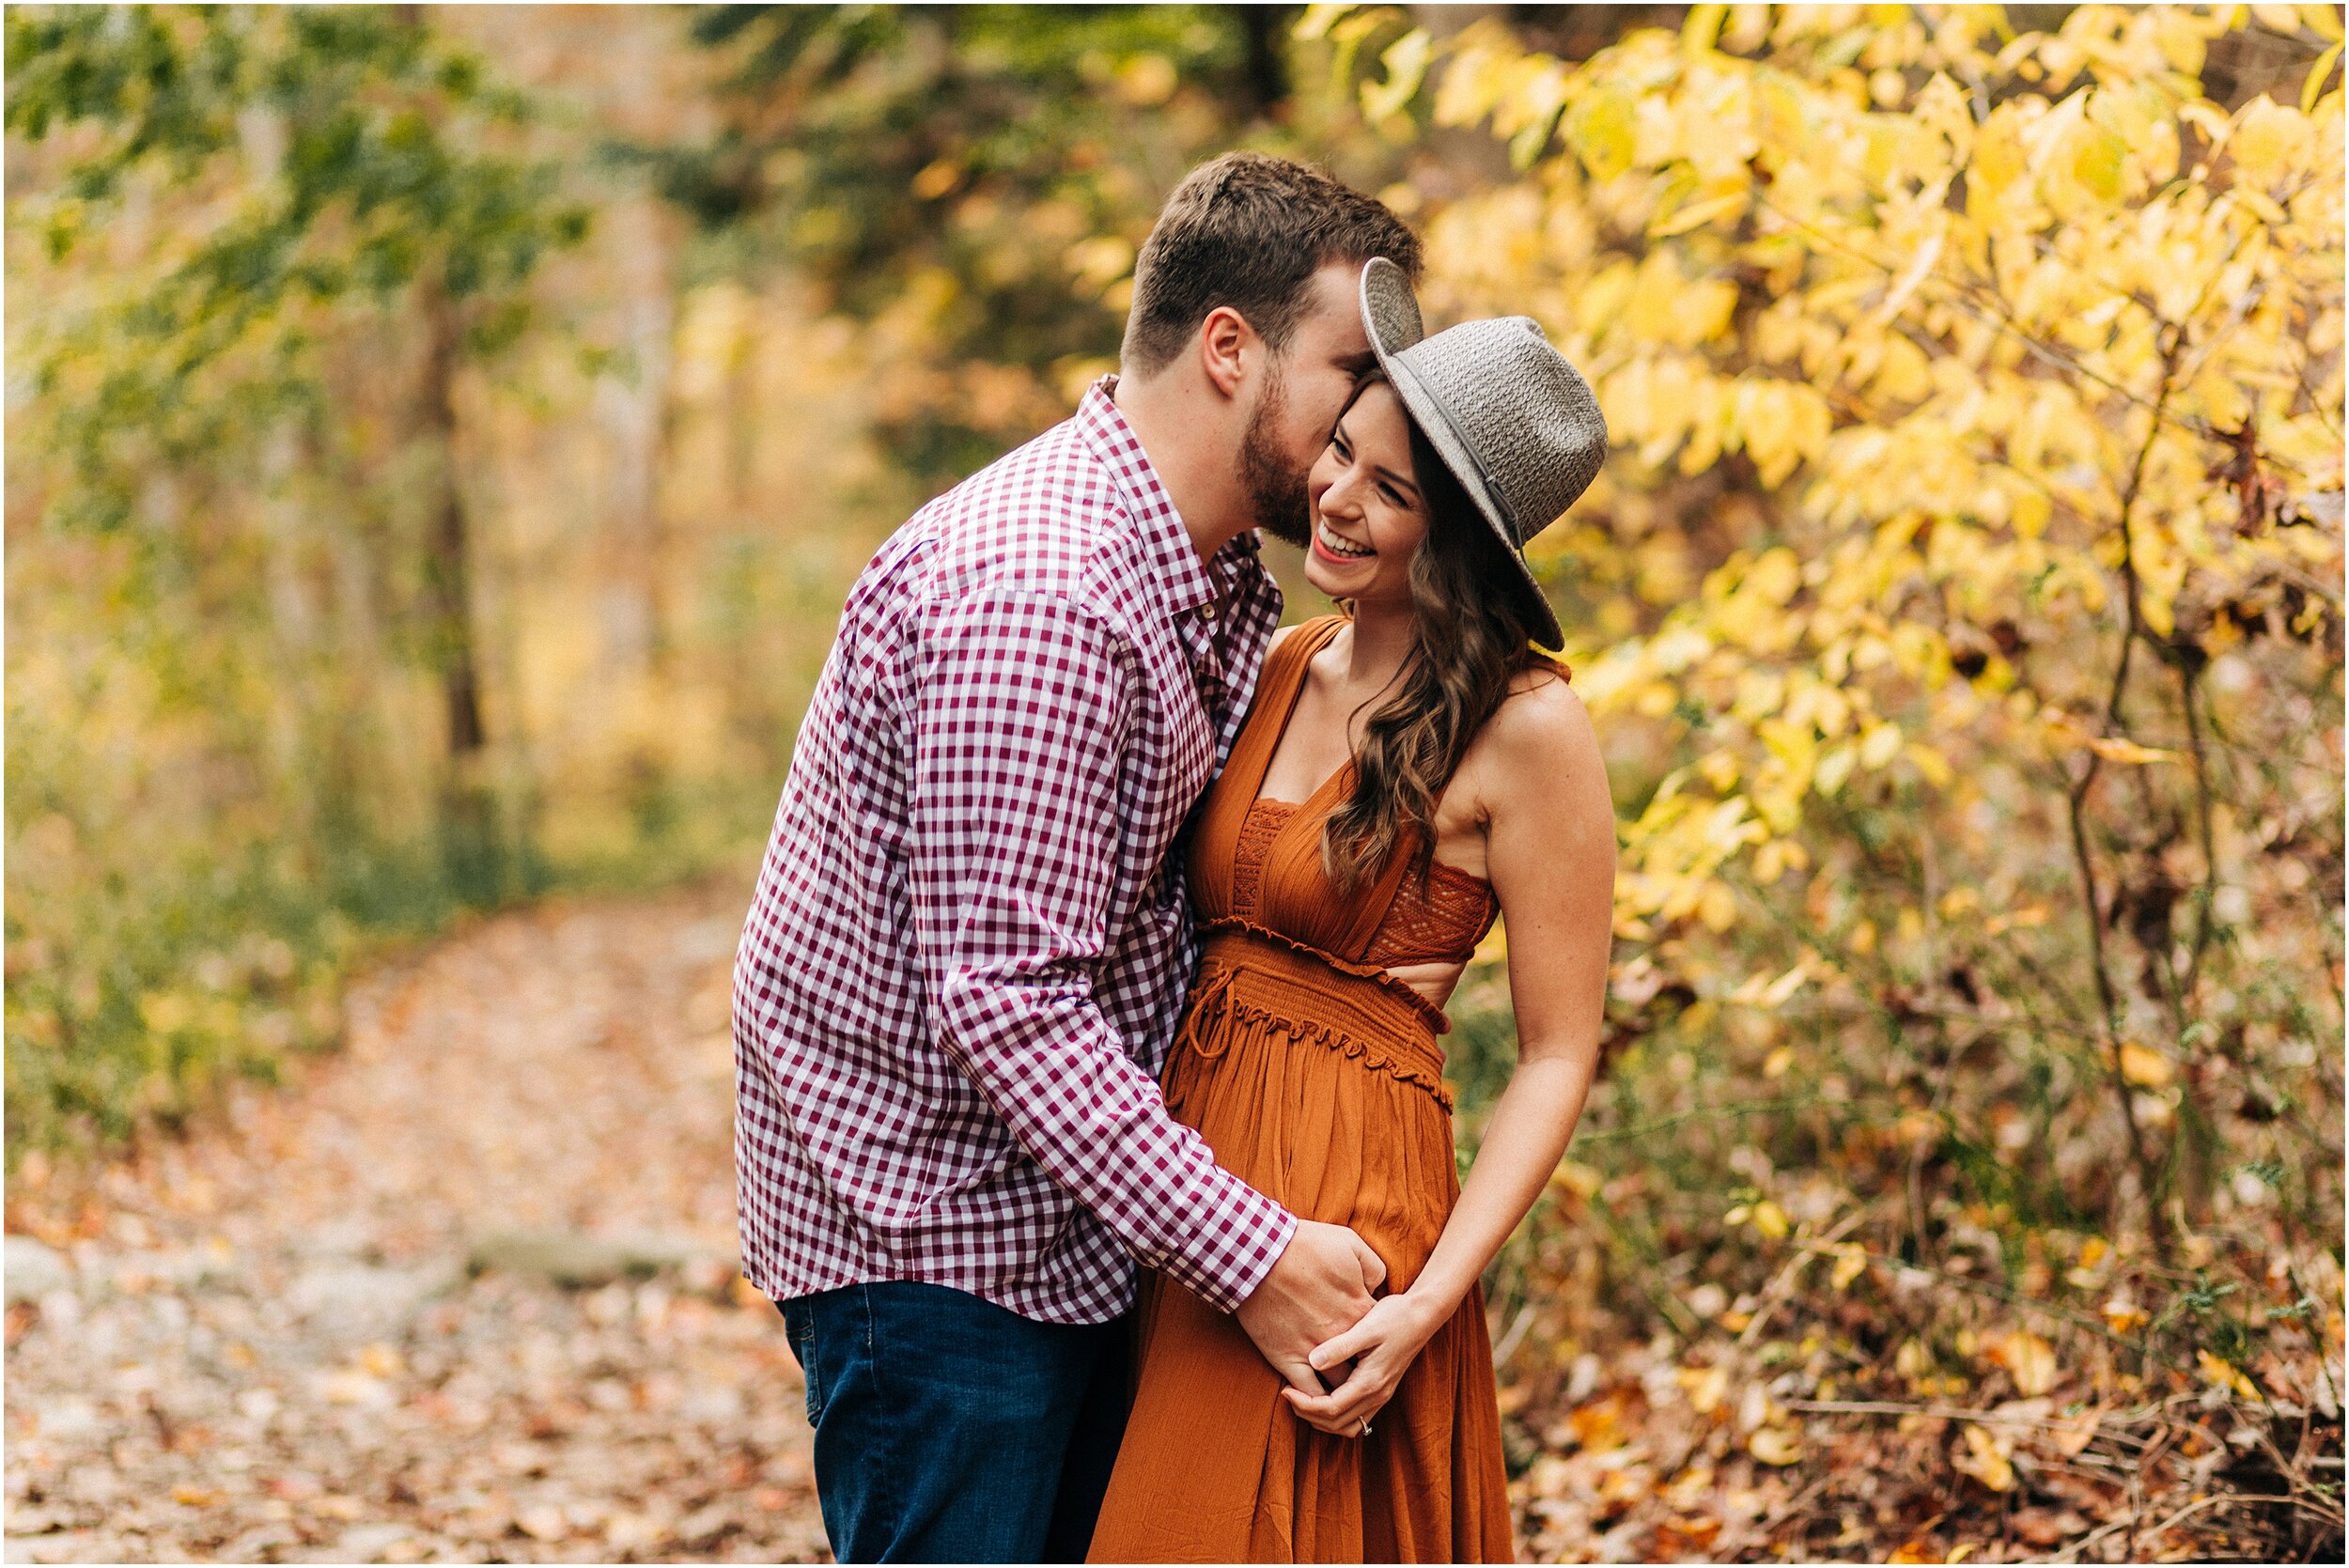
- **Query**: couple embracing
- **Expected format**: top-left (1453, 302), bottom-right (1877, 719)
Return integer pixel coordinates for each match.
top-left (732, 153), bottom-right (1616, 1565)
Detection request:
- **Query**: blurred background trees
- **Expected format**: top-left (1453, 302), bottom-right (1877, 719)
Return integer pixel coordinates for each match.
top-left (6, 7), bottom-right (2342, 1552)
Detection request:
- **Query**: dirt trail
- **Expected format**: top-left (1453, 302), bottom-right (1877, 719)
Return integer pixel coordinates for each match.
top-left (6, 886), bottom-right (830, 1564)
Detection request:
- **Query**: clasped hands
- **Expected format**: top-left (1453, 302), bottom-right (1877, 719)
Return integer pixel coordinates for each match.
top-left (1233, 1219), bottom-right (1446, 1439)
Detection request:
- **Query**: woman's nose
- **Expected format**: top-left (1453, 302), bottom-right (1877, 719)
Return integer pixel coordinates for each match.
top-left (1320, 471), bottom-right (1366, 518)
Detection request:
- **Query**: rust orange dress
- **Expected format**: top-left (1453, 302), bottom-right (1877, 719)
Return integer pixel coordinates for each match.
top-left (1088, 615), bottom-right (1517, 1564)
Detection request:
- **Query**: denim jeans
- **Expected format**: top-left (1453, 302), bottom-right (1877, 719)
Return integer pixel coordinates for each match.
top-left (777, 1281), bottom-right (1132, 1564)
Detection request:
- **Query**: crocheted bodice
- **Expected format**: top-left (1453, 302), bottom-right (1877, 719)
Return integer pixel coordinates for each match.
top-left (1229, 800), bottom-right (1497, 969)
top-left (1188, 616), bottom-right (1541, 980)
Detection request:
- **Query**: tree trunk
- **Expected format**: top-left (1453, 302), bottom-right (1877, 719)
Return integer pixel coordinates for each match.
top-left (419, 281), bottom-right (487, 762)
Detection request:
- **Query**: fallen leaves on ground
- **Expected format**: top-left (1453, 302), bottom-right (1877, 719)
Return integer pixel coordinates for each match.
top-left (5, 886), bottom-right (827, 1564)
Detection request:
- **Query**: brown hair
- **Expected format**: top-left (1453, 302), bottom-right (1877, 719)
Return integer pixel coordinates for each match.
top-left (1323, 376), bottom-right (1558, 891)
top-left (1121, 152), bottom-right (1423, 377)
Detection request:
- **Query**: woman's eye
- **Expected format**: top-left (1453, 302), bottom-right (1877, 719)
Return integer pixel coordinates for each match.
top-left (1379, 485), bottom-right (1405, 506)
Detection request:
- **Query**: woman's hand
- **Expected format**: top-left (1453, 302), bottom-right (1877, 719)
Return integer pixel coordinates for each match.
top-left (1281, 1289), bottom-right (1449, 1437)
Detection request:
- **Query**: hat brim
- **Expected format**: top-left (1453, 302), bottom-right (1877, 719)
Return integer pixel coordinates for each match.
top-left (1358, 261), bottom-right (1565, 649)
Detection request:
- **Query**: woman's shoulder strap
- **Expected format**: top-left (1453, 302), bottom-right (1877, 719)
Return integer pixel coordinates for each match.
top-left (1262, 614), bottom-right (1347, 694)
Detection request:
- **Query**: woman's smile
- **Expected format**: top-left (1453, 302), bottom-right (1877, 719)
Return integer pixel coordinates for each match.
top-left (1312, 520), bottom-right (1377, 564)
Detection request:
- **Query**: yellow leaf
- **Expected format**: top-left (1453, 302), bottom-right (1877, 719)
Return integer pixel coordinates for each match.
top-left (2231, 95), bottom-right (2316, 185)
top-left (2303, 42), bottom-right (2342, 114)
top-left (1751, 1200), bottom-right (1789, 1240)
top-left (1903, 742), bottom-right (1954, 788)
top-left (1292, 4), bottom-right (1358, 41)
top-left (1650, 191), bottom-right (1750, 239)
top-left (2199, 1349), bottom-right (2259, 1399)
top-left (2086, 735), bottom-right (2181, 765)
top-left (1748, 1423), bottom-right (1805, 1466)
top-left (1859, 722), bottom-right (1904, 769)
top-left (1116, 54), bottom-right (1179, 107)
top-left (1954, 1422), bottom-right (2016, 1491)
top-left (1565, 82), bottom-right (1638, 181)
top-left (1814, 742), bottom-right (1858, 796)
top-left (1361, 29), bottom-right (1432, 122)
top-left (1550, 1159), bottom-right (1603, 1198)
top-left (1763, 1045), bottom-right (1797, 1079)
top-left (2102, 1296), bottom-right (2148, 1333)
top-left (1831, 1245), bottom-right (1868, 1291)
top-left (1680, 1362), bottom-right (1731, 1414)
top-left (174, 1484), bottom-right (221, 1507)
top-left (2066, 121), bottom-right (2128, 203)
top-left (2119, 1042), bottom-right (2175, 1089)
top-left (910, 160), bottom-right (961, 201)
top-left (1997, 1329), bottom-right (2059, 1397)
top-left (2051, 1405), bottom-right (2105, 1456)
top-left (1680, 2), bottom-right (1728, 55)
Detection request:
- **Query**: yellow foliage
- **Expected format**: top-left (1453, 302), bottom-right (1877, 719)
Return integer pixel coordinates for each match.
top-left (1382, 3), bottom-right (2343, 1012)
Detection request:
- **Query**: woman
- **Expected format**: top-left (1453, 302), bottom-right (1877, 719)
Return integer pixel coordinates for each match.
top-left (1086, 261), bottom-right (1618, 1563)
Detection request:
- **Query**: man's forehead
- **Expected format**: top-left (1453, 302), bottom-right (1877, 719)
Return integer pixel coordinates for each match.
top-left (1299, 259), bottom-right (1373, 349)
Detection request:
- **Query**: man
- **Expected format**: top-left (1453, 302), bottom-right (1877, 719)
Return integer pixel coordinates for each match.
top-left (733, 152), bottom-right (1424, 1562)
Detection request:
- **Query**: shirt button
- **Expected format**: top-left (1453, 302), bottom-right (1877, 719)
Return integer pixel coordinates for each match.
top-left (1198, 603), bottom-right (1218, 621)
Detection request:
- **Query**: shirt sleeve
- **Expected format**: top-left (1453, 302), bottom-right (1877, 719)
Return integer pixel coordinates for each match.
top-left (908, 585), bottom-right (1296, 1312)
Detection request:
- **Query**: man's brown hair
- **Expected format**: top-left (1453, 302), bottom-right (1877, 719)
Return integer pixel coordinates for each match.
top-left (1120, 152), bottom-right (1423, 377)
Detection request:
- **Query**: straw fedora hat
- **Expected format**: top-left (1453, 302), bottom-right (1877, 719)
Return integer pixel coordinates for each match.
top-left (1358, 256), bottom-right (1608, 648)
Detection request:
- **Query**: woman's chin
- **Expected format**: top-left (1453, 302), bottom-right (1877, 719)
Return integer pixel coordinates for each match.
top-left (1303, 559), bottom-right (1360, 601)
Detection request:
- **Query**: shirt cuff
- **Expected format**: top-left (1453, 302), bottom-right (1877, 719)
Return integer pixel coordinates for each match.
top-left (1155, 1166), bottom-right (1298, 1314)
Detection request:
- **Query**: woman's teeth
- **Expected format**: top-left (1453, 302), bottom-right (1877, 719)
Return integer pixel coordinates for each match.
top-left (1317, 524), bottom-right (1374, 560)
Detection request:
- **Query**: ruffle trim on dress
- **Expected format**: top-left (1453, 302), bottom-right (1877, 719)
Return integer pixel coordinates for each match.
top-left (1213, 988), bottom-right (1456, 1113)
top-left (1194, 915), bottom-right (1455, 1037)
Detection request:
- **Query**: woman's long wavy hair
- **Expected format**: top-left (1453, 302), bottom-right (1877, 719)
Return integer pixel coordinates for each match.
top-left (1322, 374), bottom-right (1556, 892)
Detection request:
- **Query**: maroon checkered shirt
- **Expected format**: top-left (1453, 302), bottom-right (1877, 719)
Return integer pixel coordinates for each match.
top-left (732, 380), bottom-right (1297, 1324)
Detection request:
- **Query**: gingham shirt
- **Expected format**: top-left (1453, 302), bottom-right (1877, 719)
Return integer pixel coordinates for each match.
top-left (732, 380), bottom-right (1296, 1325)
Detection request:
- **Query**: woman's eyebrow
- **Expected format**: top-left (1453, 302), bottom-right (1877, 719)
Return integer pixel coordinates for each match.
top-left (1372, 460), bottom-right (1422, 502)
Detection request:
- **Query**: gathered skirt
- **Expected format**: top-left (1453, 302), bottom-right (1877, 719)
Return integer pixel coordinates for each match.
top-left (1087, 924), bottom-right (1516, 1563)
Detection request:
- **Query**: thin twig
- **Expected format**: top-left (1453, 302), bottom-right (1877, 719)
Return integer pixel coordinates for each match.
top-left (2066, 329), bottom-right (2186, 1266)
top-left (1784, 1397), bottom-right (2144, 1441)
top-left (2177, 659), bottom-right (2221, 999)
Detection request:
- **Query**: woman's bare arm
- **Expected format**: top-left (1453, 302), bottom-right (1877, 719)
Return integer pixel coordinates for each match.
top-left (1284, 677), bottom-right (1615, 1436)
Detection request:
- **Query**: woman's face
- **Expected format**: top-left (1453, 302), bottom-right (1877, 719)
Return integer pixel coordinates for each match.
top-left (1303, 380), bottom-right (1430, 611)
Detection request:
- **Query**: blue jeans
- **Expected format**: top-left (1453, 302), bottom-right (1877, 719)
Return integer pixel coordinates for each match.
top-left (778, 1281), bottom-right (1132, 1563)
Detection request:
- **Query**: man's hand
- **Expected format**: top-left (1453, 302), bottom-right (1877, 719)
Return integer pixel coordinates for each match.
top-left (1234, 1219), bottom-right (1387, 1395)
top-left (1282, 1289), bottom-right (1445, 1436)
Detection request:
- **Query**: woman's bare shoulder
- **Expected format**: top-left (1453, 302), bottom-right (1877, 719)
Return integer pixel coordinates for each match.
top-left (1470, 665), bottom-right (1603, 799)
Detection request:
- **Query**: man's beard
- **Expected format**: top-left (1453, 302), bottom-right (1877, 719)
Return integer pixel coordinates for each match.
top-left (1238, 365), bottom-right (1312, 548)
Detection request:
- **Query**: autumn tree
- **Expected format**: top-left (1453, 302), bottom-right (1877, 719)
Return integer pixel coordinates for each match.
top-left (655, 4), bottom-right (1307, 486)
top-left (1313, 0), bottom-right (2342, 1435)
top-left (6, 4), bottom-right (585, 1145)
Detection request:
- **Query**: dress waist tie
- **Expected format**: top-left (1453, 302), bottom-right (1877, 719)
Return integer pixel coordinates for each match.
top-left (1179, 918), bottom-right (1456, 1112)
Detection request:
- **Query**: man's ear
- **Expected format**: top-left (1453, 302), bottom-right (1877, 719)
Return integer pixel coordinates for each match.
top-left (1197, 305), bottom-right (1254, 400)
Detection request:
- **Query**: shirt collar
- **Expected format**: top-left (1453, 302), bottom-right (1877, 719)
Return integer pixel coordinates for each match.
top-left (1074, 376), bottom-right (1256, 620)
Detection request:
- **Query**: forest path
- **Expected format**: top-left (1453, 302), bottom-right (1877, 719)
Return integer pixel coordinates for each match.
top-left (7, 884), bottom-right (830, 1564)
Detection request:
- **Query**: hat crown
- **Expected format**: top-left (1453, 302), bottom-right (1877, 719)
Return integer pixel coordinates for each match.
top-left (1389, 317), bottom-right (1606, 549)
top-left (1357, 256), bottom-right (1608, 648)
